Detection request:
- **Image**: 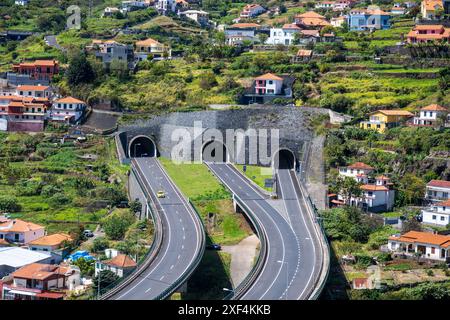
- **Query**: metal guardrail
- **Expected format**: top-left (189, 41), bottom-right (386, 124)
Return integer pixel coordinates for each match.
top-left (152, 159), bottom-right (205, 300)
top-left (99, 162), bottom-right (164, 300)
top-left (297, 139), bottom-right (330, 300)
top-left (228, 195), bottom-right (268, 300)
top-left (204, 163), bottom-right (268, 300)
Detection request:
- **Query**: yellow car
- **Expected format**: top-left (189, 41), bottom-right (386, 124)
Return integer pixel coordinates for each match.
top-left (157, 190), bottom-right (165, 198)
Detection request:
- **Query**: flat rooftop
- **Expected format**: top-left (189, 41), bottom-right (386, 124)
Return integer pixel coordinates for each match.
top-left (0, 247), bottom-right (51, 268)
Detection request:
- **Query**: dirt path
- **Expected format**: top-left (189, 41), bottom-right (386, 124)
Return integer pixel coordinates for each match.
top-left (222, 235), bottom-right (260, 288)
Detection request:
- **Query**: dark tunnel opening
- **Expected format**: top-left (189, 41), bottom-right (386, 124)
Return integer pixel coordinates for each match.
top-left (273, 149), bottom-right (295, 170)
top-left (202, 140), bottom-right (228, 163)
top-left (129, 136), bottom-right (157, 158)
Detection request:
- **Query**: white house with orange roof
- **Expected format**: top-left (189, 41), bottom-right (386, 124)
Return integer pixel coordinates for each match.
top-left (0, 219), bottom-right (45, 244)
top-left (28, 233), bottom-right (72, 263)
top-left (294, 11), bottom-right (331, 29)
top-left (421, 0), bottom-right (444, 19)
top-left (134, 37), bottom-right (171, 61)
top-left (338, 162), bottom-right (395, 212)
top-left (411, 104), bottom-right (449, 126)
top-left (388, 231), bottom-right (450, 261)
top-left (338, 162), bottom-right (374, 183)
top-left (50, 96), bottom-right (87, 124)
top-left (266, 24), bottom-right (302, 45)
top-left (422, 199), bottom-right (450, 226)
top-left (240, 4), bottom-right (266, 18)
top-left (95, 252), bottom-right (137, 278)
top-left (15, 85), bottom-right (53, 99)
top-left (426, 180), bottom-right (450, 203)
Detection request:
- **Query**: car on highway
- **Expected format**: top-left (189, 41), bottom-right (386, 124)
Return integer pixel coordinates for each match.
top-left (206, 244), bottom-right (221, 250)
top-left (157, 190), bottom-right (166, 198)
top-left (83, 230), bottom-right (94, 238)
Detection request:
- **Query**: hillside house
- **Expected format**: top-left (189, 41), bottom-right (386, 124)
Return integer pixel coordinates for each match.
top-left (360, 109), bottom-right (414, 133)
top-left (338, 162), bottom-right (395, 212)
top-left (426, 180), bottom-right (450, 203)
top-left (240, 4), bottom-right (266, 18)
top-left (407, 25), bottom-right (450, 43)
top-left (348, 8), bottom-right (391, 31)
top-left (421, 0), bottom-right (444, 19)
top-left (88, 40), bottom-right (134, 68)
top-left (422, 199), bottom-right (450, 226)
top-left (0, 247), bottom-right (53, 278)
top-left (0, 95), bottom-right (49, 132)
top-left (12, 60), bottom-right (59, 82)
top-left (391, 4), bottom-right (406, 14)
top-left (411, 104), bottom-right (449, 126)
top-left (180, 10), bottom-right (209, 26)
top-left (225, 23), bottom-right (261, 46)
top-left (0, 219), bottom-right (45, 244)
top-left (294, 11), bottom-right (331, 29)
top-left (1, 263), bottom-right (80, 300)
top-left (331, 15), bottom-right (347, 27)
top-left (50, 96), bottom-right (87, 124)
top-left (388, 231), bottom-right (450, 262)
top-left (15, 85), bottom-right (53, 99)
top-left (28, 233), bottom-right (72, 263)
top-left (95, 253), bottom-right (136, 278)
top-left (266, 24), bottom-right (301, 45)
top-left (242, 73), bottom-right (294, 104)
top-left (134, 38), bottom-right (171, 61)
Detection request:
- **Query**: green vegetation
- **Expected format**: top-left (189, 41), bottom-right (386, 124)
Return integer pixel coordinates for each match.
top-left (236, 164), bottom-right (273, 191)
top-left (0, 133), bottom-right (128, 234)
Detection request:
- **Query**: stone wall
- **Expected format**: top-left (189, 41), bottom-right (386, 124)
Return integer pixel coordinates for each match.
top-left (117, 106), bottom-right (326, 167)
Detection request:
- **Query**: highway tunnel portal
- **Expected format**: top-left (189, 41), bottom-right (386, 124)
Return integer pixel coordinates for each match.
top-left (129, 135), bottom-right (158, 158)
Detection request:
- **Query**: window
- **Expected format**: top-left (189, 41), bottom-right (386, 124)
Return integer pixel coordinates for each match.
top-left (431, 247), bottom-right (435, 254)
top-left (432, 215), bottom-right (437, 220)
top-left (444, 192), bottom-right (448, 198)
top-left (441, 216), bottom-right (445, 221)
top-left (268, 80), bottom-right (273, 85)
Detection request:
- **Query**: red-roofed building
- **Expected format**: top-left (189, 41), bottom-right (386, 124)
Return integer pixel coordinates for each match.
top-left (337, 162), bottom-right (395, 212)
top-left (243, 73), bottom-right (294, 104)
top-left (0, 219), bottom-right (45, 244)
top-left (240, 4), bottom-right (265, 18)
top-left (12, 60), bottom-right (59, 81)
top-left (410, 104), bottom-right (449, 127)
top-left (426, 180), bottom-right (450, 203)
top-left (407, 24), bottom-right (450, 43)
top-left (1, 263), bottom-right (80, 300)
top-left (388, 231), bottom-right (450, 261)
top-left (50, 96), bottom-right (87, 124)
top-left (95, 253), bottom-right (136, 278)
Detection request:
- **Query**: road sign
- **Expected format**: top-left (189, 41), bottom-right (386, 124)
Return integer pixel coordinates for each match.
top-left (264, 178), bottom-right (274, 188)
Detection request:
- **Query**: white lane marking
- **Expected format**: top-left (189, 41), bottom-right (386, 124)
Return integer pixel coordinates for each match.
top-left (160, 276), bottom-right (165, 281)
top-left (145, 288), bottom-right (152, 293)
top-left (170, 265), bottom-right (174, 270)
top-left (177, 254), bottom-right (181, 259)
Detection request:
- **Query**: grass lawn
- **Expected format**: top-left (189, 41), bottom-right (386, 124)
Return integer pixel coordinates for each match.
top-left (159, 158), bottom-right (252, 245)
top-left (235, 164), bottom-right (273, 192)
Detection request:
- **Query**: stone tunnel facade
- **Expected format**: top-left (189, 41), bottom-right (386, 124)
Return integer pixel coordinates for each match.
top-left (116, 106), bottom-right (328, 167)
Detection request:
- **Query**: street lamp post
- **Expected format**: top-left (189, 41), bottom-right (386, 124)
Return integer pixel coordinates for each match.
top-left (223, 287), bottom-right (234, 298)
top-left (277, 260), bottom-right (288, 300)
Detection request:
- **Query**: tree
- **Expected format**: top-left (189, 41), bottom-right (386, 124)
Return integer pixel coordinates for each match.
top-left (0, 195), bottom-right (21, 212)
top-left (102, 210), bottom-right (136, 240)
top-left (336, 176), bottom-right (363, 205)
top-left (72, 257), bottom-right (95, 277)
top-left (129, 200), bottom-right (142, 215)
top-left (92, 270), bottom-right (119, 296)
top-left (92, 237), bottom-right (110, 253)
top-left (109, 59), bottom-right (130, 81)
top-left (66, 52), bottom-right (96, 86)
top-left (397, 174), bottom-right (425, 206)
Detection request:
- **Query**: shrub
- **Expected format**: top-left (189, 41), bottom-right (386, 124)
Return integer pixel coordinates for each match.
top-left (92, 237), bottom-right (110, 253)
top-left (102, 211), bottom-right (136, 240)
top-left (49, 193), bottom-right (71, 206)
top-left (0, 196), bottom-right (21, 212)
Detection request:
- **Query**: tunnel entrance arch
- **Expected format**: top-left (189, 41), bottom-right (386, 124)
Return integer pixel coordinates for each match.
top-left (272, 148), bottom-right (296, 170)
top-left (129, 135), bottom-right (158, 158)
top-left (201, 140), bottom-right (229, 163)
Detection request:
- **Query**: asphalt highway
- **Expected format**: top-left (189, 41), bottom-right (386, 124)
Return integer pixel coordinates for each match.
top-left (109, 157), bottom-right (204, 300)
top-left (207, 163), bottom-right (321, 300)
